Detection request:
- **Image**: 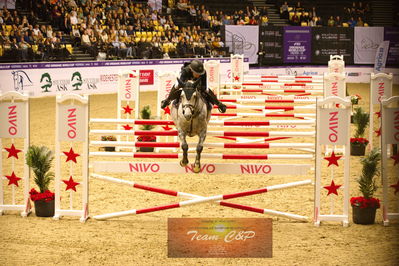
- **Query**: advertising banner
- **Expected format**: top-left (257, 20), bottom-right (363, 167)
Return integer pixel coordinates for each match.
top-left (224, 25), bottom-right (259, 64)
top-left (312, 27), bottom-right (354, 64)
top-left (0, 58), bottom-right (241, 97)
top-left (354, 27), bottom-right (384, 64)
top-left (283, 26), bottom-right (312, 63)
top-left (0, 102), bottom-right (26, 138)
top-left (384, 108), bottom-right (399, 144)
top-left (319, 108), bottom-right (349, 146)
top-left (57, 104), bottom-right (87, 142)
top-left (374, 41), bottom-right (390, 73)
top-left (259, 26), bottom-right (283, 64)
top-left (384, 27), bottom-right (399, 65)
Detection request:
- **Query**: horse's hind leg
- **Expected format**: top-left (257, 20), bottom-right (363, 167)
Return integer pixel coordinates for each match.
top-left (193, 132), bottom-right (206, 173)
top-left (179, 132), bottom-right (189, 167)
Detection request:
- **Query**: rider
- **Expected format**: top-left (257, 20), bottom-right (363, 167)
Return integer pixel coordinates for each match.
top-left (160, 60), bottom-right (227, 113)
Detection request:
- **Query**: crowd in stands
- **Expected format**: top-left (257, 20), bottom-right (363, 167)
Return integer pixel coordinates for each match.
top-left (280, 1), bottom-right (371, 27)
top-left (0, 0), bottom-right (384, 62)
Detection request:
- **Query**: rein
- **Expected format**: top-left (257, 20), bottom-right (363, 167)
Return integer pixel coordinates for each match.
top-left (182, 89), bottom-right (202, 134)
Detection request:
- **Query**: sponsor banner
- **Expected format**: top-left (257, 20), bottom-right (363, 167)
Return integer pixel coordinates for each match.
top-left (92, 161), bottom-right (312, 175)
top-left (118, 70), bottom-right (139, 102)
top-left (374, 41), bottom-right (390, 73)
top-left (0, 102), bottom-right (26, 138)
top-left (384, 27), bottom-right (399, 65)
top-left (371, 74), bottom-right (393, 105)
top-left (323, 73), bottom-right (346, 98)
top-left (0, 0), bottom-right (16, 9)
top-left (224, 25), bottom-right (259, 64)
top-left (384, 108), bottom-right (399, 144)
top-left (319, 109), bottom-right (349, 146)
top-left (58, 104), bottom-right (87, 142)
top-left (231, 54), bottom-right (244, 83)
top-left (139, 69), bottom-right (154, 85)
top-left (283, 26), bottom-right (312, 63)
top-left (168, 218), bottom-right (272, 258)
top-left (247, 66), bottom-right (399, 84)
top-left (0, 58), bottom-right (244, 97)
top-left (354, 27), bottom-right (384, 64)
top-left (204, 60), bottom-right (220, 91)
top-left (259, 26), bottom-right (284, 64)
top-left (312, 27), bottom-right (354, 64)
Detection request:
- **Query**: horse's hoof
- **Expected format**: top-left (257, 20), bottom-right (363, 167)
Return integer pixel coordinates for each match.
top-left (180, 160), bottom-right (188, 167)
top-left (193, 164), bottom-right (201, 173)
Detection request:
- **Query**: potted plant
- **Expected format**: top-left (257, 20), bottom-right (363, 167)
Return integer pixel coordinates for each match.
top-left (101, 135), bottom-right (116, 151)
top-left (25, 145), bottom-right (55, 217)
top-left (137, 105), bottom-right (156, 152)
top-left (350, 107), bottom-right (370, 156)
top-left (350, 148), bottom-right (381, 224)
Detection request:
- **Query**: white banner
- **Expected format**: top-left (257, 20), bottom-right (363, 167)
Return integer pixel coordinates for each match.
top-left (374, 41), bottom-right (390, 73)
top-left (231, 54), bottom-right (244, 84)
top-left (92, 161), bottom-right (312, 175)
top-left (118, 70), bottom-right (139, 101)
top-left (319, 108), bottom-right (349, 145)
top-left (157, 71), bottom-right (177, 103)
top-left (58, 104), bottom-right (87, 142)
top-left (204, 60), bottom-right (220, 91)
top-left (247, 66), bottom-right (399, 84)
top-left (0, 59), bottom-right (245, 97)
top-left (323, 73), bottom-right (345, 98)
top-left (225, 25), bottom-right (259, 64)
top-left (384, 108), bottom-right (399, 144)
top-left (0, 102), bottom-right (26, 138)
top-left (354, 27), bottom-right (384, 64)
top-left (371, 73), bottom-right (393, 105)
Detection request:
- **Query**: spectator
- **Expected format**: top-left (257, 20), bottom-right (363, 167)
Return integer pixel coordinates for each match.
top-left (348, 17), bottom-right (356, 27)
top-left (335, 16), bottom-right (342, 27)
top-left (357, 17), bottom-right (364, 27)
top-left (327, 16), bottom-right (335, 27)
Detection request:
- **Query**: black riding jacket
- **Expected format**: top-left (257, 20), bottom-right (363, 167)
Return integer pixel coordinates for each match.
top-left (179, 64), bottom-right (207, 92)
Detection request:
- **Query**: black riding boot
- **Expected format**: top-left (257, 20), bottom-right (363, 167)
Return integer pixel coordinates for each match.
top-left (161, 85), bottom-right (181, 109)
top-left (206, 89), bottom-right (226, 113)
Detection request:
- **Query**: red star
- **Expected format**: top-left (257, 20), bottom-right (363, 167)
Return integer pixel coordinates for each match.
top-left (234, 75), bottom-right (240, 81)
top-left (63, 148), bottom-right (80, 163)
top-left (375, 127), bottom-right (381, 137)
top-left (5, 171), bottom-right (21, 187)
top-left (163, 106), bottom-right (171, 115)
top-left (375, 111), bottom-right (381, 118)
top-left (5, 144), bottom-right (22, 159)
top-left (390, 180), bottom-right (399, 195)
top-left (391, 154), bottom-right (399, 166)
top-left (129, 73), bottom-right (136, 78)
top-left (323, 180), bottom-right (342, 196)
top-left (122, 105), bottom-right (133, 114)
top-left (122, 124), bottom-right (133, 130)
top-left (324, 151), bottom-right (342, 167)
top-left (62, 176), bottom-right (80, 192)
top-left (162, 125), bottom-right (172, 131)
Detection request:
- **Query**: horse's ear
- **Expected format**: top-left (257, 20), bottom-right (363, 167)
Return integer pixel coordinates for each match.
top-left (193, 78), bottom-right (201, 88)
top-left (177, 78), bottom-right (185, 88)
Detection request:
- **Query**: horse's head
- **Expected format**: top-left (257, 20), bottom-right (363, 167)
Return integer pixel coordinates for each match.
top-left (177, 78), bottom-right (201, 121)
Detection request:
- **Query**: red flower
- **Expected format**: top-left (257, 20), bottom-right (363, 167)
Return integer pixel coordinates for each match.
top-left (350, 196), bottom-right (380, 209)
top-left (137, 135), bottom-right (156, 142)
top-left (29, 188), bottom-right (55, 202)
top-left (350, 138), bottom-right (369, 145)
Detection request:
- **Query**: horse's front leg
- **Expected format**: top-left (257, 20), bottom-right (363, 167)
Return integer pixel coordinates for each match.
top-left (193, 131), bottom-right (206, 173)
top-left (178, 131), bottom-right (189, 167)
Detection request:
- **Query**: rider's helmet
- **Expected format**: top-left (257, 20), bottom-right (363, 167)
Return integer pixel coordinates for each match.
top-left (189, 60), bottom-right (205, 75)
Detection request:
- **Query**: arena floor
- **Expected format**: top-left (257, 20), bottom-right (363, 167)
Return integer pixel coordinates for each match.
top-left (1, 83), bottom-right (398, 265)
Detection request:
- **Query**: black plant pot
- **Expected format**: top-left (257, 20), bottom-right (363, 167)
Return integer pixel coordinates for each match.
top-left (104, 146), bottom-right (115, 152)
top-left (350, 143), bottom-right (366, 156)
top-left (34, 199), bottom-right (55, 217)
top-left (139, 146), bottom-right (155, 152)
top-left (352, 206), bottom-right (377, 225)
top-left (350, 115), bottom-right (354, 124)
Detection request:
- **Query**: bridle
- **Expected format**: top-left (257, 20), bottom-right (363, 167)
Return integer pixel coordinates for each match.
top-left (182, 88), bottom-right (201, 119)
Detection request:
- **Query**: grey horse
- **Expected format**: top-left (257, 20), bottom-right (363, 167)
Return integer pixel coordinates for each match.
top-left (171, 78), bottom-right (212, 173)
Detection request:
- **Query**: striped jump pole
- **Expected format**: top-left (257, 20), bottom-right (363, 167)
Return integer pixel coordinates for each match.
top-left (220, 88), bottom-right (322, 95)
top-left (219, 97), bottom-right (317, 103)
top-left (90, 118), bottom-right (315, 126)
top-left (90, 129), bottom-right (316, 137)
top-left (211, 113), bottom-right (316, 119)
top-left (91, 174), bottom-right (312, 221)
top-left (90, 141), bottom-right (315, 149)
top-left (89, 152), bottom-right (314, 159)
top-left (244, 75), bottom-right (323, 80)
top-left (216, 104), bottom-right (316, 111)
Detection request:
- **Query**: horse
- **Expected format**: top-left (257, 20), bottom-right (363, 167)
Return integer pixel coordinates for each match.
top-left (170, 78), bottom-right (212, 173)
